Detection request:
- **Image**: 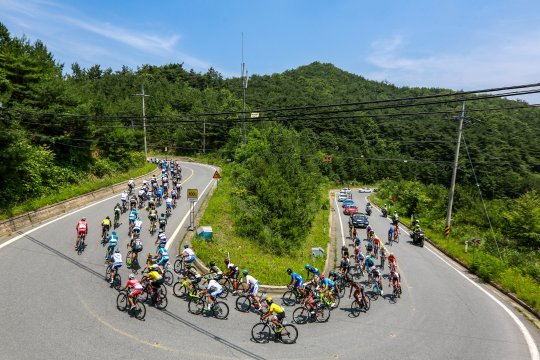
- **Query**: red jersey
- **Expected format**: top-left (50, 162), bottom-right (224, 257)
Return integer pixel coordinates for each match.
top-left (76, 221), bottom-right (88, 234)
top-left (127, 279), bottom-right (143, 290)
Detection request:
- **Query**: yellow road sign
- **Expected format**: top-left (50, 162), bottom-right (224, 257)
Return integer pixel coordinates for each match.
top-left (187, 188), bottom-right (199, 202)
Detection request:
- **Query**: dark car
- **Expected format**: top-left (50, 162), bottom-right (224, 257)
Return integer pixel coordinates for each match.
top-left (349, 213), bottom-right (369, 228)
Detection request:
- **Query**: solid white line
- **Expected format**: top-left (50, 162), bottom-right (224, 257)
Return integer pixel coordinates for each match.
top-left (165, 166), bottom-right (216, 251)
top-left (334, 193), bottom-right (346, 246)
top-left (425, 246), bottom-right (539, 360)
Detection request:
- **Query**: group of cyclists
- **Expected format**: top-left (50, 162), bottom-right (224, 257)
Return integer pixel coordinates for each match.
top-left (74, 173), bottom-right (407, 341)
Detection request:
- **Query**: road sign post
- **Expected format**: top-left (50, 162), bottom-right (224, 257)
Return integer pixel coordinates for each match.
top-left (322, 203), bottom-right (328, 231)
top-left (187, 189), bottom-right (198, 231)
top-left (213, 170), bottom-right (221, 187)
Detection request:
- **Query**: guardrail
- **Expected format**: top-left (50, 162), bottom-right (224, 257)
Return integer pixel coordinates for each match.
top-left (0, 165), bottom-right (159, 238)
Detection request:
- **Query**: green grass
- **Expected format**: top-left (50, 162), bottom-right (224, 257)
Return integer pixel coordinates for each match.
top-left (370, 193), bottom-right (540, 313)
top-left (192, 167), bottom-right (331, 285)
top-left (0, 163), bottom-right (156, 220)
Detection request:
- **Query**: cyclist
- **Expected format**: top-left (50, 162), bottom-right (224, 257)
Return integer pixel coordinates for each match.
top-left (354, 235), bottom-right (361, 248)
top-left (318, 274), bottom-right (337, 308)
top-left (120, 191), bottom-right (128, 211)
top-left (305, 263), bottom-right (320, 281)
top-left (123, 273), bottom-right (143, 310)
top-left (224, 259), bottom-right (240, 294)
top-left (179, 243), bottom-right (196, 266)
top-left (113, 203), bottom-right (122, 225)
top-left (142, 253), bottom-right (155, 273)
top-left (286, 268), bottom-right (304, 296)
top-left (75, 217), bottom-right (88, 250)
top-left (379, 247), bottom-right (387, 269)
top-left (388, 252), bottom-right (397, 271)
top-left (370, 266), bottom-right (383, 295)
top-left (207, 261), bottom-right (222, 276)
top-left (105, 231), bottom-right (119, 260)
top-left (132, 217), bottom-right (143, 238)
top-left (156, 186), bottom-right (163, 203)
top-left (165, 196), bottom-right (172, 214)
top-left (147, 196), bottom-right (156, 211)
top-left (354, 248), bottom-right (365, 270)
top-left (156, 243), bottom-right (169, 268)
top-left (243, 269), bottom-right (261, 310)
top-left (127, 178), bottom-right (135, 192)
top-left (149, 207), bottom-right (158, 229)
top-left (129, 194), bottom-right (138, 211)
top-left (349, 280), bottom-right (368, 307)
top-left (101, 216), bottom-right (111, 239)
top-left (142, 264), bottom-right (164, 301)
top-left (130, 236), bottom-right (143, 267)
top-left (373, 236), bottom-right (381, 257)
top-left (339, 255), bottom-right (351, 275)
top-left (155, 229), bottom-right (167, 248)
top-left (365, 202), bottom-right (372, 215)
top-left (158, 213), bottom-right (167, 231)
top-left (128, 209), bottom-right (137, 227)
top-left (388, 225), bottom-right (395, 243)
top-left (108, 248), bottom-right (123, 285)
top-left (364, 255), bottom-right (375, 272)
top-left (261, 297), bottom-right (286, 334)
top-left (341, 245), bottom-right (349, 258)
top-left (171, 188), bottom-right (178, 205)
top-left (382, 204), bottom-right (388, 217)
top-left (365, 239), bottom-right (374, 255)
top-left (389, 269), bottom-right (402, 294)
top-left (201, 274), bottom-right (223, 311)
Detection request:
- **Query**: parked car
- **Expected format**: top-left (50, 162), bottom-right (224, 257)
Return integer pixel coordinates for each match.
top-left (337, 193), bottom-right (348, 202)
top-left (359, 188), bottom-right (372, 193)
top-left (341, 188), bottom-right (352, 194)
top-left (344, 205), bottom-right (359, 215)
top-left (349, 213), bottom-right (369, 228)
top-left (342, 199), bottom-right (355, 208)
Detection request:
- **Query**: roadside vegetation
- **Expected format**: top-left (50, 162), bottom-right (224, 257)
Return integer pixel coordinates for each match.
top-left (371, 180), bottom-right (540, 312)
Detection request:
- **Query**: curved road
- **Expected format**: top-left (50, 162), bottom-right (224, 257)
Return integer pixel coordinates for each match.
top-left (0, 165), bottom-right (538, 360)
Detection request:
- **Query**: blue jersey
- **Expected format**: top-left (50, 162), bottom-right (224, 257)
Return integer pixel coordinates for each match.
top-left (307, 266), bottom-right (320, 277)
top-left (291, 272), bottom-right (303, 286)
top-left (157, 247), bottom-right (169, 259)
top-left (388, 227), bottom-right (394, 235)
top-left (321, 278), bottom-right (335, 288)
top-left (108, 234), bottom-right (118, 246)
top-left (364, 257), bottom-right (375, 267)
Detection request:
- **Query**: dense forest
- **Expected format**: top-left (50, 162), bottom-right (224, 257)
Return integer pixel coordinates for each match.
top-left (1, 23), bottom-right (539, 253)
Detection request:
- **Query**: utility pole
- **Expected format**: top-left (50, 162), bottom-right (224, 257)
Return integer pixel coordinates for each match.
top-left (134, 84), bottom-right (150, 160)
top-left (241, 33), bottom-right (249, 145)
top-left (203, 118), bottom-right (206, 154)
top-left (445, 101), bottom-right (465, 229)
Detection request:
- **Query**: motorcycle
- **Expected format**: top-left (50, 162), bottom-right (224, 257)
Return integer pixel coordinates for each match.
top-left (411, 230), bottom-right (425, 247)
top-left (365, 207), bottom-right (372, 216)
top-left (381, 208), bottom-right (388, 217)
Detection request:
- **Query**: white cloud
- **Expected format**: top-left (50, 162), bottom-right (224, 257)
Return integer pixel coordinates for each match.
top-left (366, 33), bottom-right (540, 103)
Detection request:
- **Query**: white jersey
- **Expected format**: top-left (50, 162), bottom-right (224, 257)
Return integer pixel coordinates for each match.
top-left (182, 248), bottom-right (195, 257)
top-left (207, 279), bottom-right (222, 292)
top-left (246, 274), bottom-right (258, 285)
top-left (112, 252), bottom-right (122, 265)
top-left (120, 193), bottom-right (128, 201)
top-left (165, 198), bottom-right (172, 205)
top-left (128, 180), bottom-right (134, 186)
top-left (138, 189), bottom-right (145, 196)
top-left (134, 220), bottom-right (143, 228)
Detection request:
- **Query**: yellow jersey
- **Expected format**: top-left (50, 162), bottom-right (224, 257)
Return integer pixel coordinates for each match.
top-left (269, 303), bottom-right (284, 314)
top-left (102, 219), bottom-right (111, 226)
top-left (147, 271), bottom-right (162, 282)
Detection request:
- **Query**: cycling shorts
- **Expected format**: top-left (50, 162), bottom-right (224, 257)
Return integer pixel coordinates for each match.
top-left (133, 246), bottom-right (143, 253)
top-left (210, 289), bottom-right (223, 298)
top-left (166, 203), bottom-right (172, 209)
top-left (108, 242), bottom-right (117, 249)
top-left (231, 270), bottom-right (239, 280)
top-left (129, 289), bottom-right (142, 298)
top-left (250, 282), bottom-right (260, 296)
top-left (158, 257), bottom-right (169, 266)
top-left (274, 312), bottom-right (285, 321)
top-left (112, 263), bottom-right (122, 270)
top-left (184, 255), bottom-right (195, 263)
top-left (78, 229), bottom-right (87, 235)
top-left (133, 227), bottom-right (141, 233)
top-left (294, 279), bottom-right (304, 288)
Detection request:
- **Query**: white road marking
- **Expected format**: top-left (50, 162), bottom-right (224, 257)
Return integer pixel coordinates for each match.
top-left (334, 193), bottom-right (346, 246)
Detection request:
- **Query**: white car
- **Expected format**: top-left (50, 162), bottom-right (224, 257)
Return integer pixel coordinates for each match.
top-left (341, 188), bottom-right (352, 194)
top-left (359, 188), bottom-right (372, 193)
top-left (337, 193), bottom-right (348, 202)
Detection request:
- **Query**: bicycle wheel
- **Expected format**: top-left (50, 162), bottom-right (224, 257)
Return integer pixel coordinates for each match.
top-left (315, 306), bottom-right (331, 323)
top-left (336, 284), bottom-right (346, 298)
top-left (292, 306), bottom-right (309, 324)
top-left (105, 267), bottom-right (112, 282)
top-left (235, 295), bottom-right (251, 312)
top-left (369, 289), bottom-right (379, 301)
top-left (173, 282), bottom-right (187, 299)
top-left (173, 259), bottom-right (183, 274)
top-left (133, 300), bottom-right (146, 320)
top-left (116, 292), bottom-right (128, 311)
top-left (188, 298), bottom-right (204, 315)
top-left (350, 300), bottom-right (361, 317)
top-left (281, 290), bottom-right (297, 306)
top-left (280, 324), bottom-right (298, 344)
top-left (163, 270), bottom-right (174, 286)
top-left (217, 285), bottom-right (229, 299)
top-left (155, 290), bottom-right (168, 310)
top-left (113, 274), bottom-right (122, 290)
top-left (251, 323), bottom-right (271, 344)
top-left (362, 297), bottom-right (371, 311)
top-left (126, 251), bottom-right (133, 267)
top-left (213, 301), bottom-right (229, 320)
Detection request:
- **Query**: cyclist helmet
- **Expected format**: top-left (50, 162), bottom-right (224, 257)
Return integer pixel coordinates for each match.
top-left (111, 231), bottom-right (117, 236)
top-left (129, 274), bottom-right (135, 279)
top-left (81, 217), bottom-right (86, 221)
top-left (415, 219), bottom-right (419, 224)
top-left (184, 244), bottom-right (189, 249)
top-left (159, 243), bottom-right (165, 248)
top-left (242, 269), bottom-right (248, 276)
top-left (114, 248), bottom-right (120, 253)
top-left (152, 264), bottom-right (160, 270)
top-left (106, 216), bottom-right (110, 220)
top-left (210, 261), bottom-right (216, 267)
top-left (286, 268), bottom-right (292, 274)
top-left (161, 213), bottom-right (165, 216)
top-left (158, 229), bottom-right (164, 233)
top-left (305, 263), bottom-right (311, 269)
top-left (205, 274), bottom-right (212, 280)
top-left (147, 253), bottom-right (153, 258)
top-left (224, 258), bottom-right (230, 264)
top-left (329, 270), bottom-right (335, 276)
top-left (390, 252), bottom-right (394, 256)
top-left (265, 296), bottom-right (273, 304)
top-left (214, 274), bottom-right (222, 281)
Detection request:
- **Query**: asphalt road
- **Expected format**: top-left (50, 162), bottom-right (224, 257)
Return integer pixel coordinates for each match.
top-left (0, 171), bottom-right (538, 360)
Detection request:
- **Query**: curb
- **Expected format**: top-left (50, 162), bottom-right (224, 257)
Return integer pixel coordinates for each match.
top-left (0, 165), bottom-right (159, 238)
top-left (369, 200), bottom-right (540, 321)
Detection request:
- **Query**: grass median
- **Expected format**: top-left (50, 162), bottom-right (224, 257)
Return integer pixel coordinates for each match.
top-left (0, 162), bottom-right (156, 220)
top-left (192, 167), bottom-right (331, 286)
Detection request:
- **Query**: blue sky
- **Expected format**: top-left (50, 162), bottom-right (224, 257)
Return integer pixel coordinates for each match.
top-left (1, 0), bottom-right (540, 102)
